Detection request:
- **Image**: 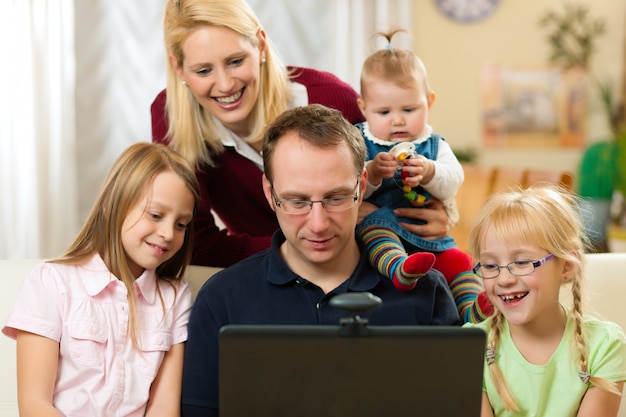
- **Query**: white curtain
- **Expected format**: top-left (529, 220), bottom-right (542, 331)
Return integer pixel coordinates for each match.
top-left (0, 0), bottom-right (412, 260)
top-left (73, 0), bottom-right (167, 224)
top-left (0, 0), bottom-right (78, 259)
top-left (249, 0), bottom-right (414, 90)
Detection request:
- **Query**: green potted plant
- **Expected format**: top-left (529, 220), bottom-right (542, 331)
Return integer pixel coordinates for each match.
top-left (540, 3), bottom-right (626, 251)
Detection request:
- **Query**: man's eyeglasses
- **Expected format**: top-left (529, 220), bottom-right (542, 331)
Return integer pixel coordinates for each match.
top-left (271, 179), bottom-right (360, 215)
top-left (473, 254), bottom-right (554, 279)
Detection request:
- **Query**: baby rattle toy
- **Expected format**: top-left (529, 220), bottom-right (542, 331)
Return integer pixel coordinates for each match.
top-left (389, 142), bottom-right (430, 206)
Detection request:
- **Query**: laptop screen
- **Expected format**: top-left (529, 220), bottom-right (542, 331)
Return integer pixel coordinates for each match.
top-left (219, 325), bottom-right (486, 417)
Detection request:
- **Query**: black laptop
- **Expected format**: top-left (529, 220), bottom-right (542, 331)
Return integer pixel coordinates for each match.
top-left (219, 323), bottom-right (486, 417)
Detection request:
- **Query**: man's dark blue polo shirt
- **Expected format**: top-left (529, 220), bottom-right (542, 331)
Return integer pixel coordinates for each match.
top-left (181, 230), bottom-right (460, 417)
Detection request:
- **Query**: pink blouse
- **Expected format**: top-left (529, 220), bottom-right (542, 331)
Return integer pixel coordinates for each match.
top-left (3, 254), bottom-right (192, 416)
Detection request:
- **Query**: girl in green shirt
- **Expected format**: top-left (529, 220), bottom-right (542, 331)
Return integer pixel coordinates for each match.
top-left (465, 185), bottom-right (626, 417)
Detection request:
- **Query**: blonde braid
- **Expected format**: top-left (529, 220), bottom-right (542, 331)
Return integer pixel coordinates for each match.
top-left (570, 275), bottom-right (621, 394)
top-left (487, 312), bottom-right (520, 411)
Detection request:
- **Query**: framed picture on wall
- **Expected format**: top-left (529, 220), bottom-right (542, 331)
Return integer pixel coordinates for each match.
top-left (480, 63), bottom-right (586, 148)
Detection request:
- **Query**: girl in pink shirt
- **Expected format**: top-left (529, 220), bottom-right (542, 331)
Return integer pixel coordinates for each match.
top-left (3, 142), bottom-right (200, 417)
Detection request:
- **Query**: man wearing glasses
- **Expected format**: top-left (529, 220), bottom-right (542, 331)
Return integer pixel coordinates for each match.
top-left (181, 104), bottom-right (460, 417)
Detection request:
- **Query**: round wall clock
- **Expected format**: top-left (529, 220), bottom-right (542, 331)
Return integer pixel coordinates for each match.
top-left (433, 0), bottom-right (501, 23)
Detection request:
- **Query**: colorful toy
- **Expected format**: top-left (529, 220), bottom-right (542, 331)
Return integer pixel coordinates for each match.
top-left (389, 142), bottom-right (416, 162)
top-left (389, 142), bottom-right (430, 206)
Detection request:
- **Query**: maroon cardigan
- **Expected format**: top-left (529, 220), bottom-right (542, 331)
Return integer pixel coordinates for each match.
top-left (151, 66), bottom-right (364, 267)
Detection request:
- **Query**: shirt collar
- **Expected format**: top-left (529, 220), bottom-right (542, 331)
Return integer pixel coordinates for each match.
top-left (361, 121), bottom-right (433, 146)
top-left (214, 120), bottom-right (264, 170)
top-left (288, 81), bottom-right (308, 108)
top-left (82, 254), bottom-right (157, 303)
top-left (134, 269), bottom-right (158, 303)
top-left (266, 230), bottom-right (382, 292)
top-left (215, 80), bottom-right (309, 171)
top-left (81, 254), bottom-right (117, 296)
top-left (266, 231), bottom-right (300, 285)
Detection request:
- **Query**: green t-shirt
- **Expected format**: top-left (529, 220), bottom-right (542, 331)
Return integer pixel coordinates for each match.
top-left (465, 310), bottom-right (626, 417)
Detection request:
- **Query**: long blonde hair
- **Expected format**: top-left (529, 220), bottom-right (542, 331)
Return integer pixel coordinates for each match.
top-left (468, 185), bottom-right (620, 411)
top-left (52, 142), bottom-right (200, 348)
top-left (163, 0), bottom-right (292, 168)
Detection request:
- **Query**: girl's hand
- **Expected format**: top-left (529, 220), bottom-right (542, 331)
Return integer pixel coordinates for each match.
top-left (401, 155), bottom-right (434, 188)
top-left (367, 152), bottom-right (398, 186)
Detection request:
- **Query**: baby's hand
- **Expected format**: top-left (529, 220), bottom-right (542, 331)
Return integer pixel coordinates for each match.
top-left (402, 155), bottom-right (434, 187)
top-left (367, 152), bottom-right (398, 185)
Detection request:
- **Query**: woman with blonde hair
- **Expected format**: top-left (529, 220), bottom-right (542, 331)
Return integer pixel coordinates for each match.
top-left (465, 185), bottom-right (626, 416)
top-left (151, 0), bottom-right (452, 267)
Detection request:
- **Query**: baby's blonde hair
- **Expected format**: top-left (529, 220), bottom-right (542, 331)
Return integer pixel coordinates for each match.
top-left (468, 184), bottom-right (620, 411)
top-left (359, 29), bottom-right (431, 100)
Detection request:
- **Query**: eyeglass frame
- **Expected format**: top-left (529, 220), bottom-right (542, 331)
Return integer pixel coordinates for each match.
top-left (472, 253), bottom-right (555, 279)
top-left (270, 178), bottom-right (360, 215)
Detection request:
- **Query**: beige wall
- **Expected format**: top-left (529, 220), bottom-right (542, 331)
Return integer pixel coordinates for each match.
top-left (412, 0), bottom-right (626, 186)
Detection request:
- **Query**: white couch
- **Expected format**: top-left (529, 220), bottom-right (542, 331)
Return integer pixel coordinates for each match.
top-left (0, 255), bottom-right (625, 416)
